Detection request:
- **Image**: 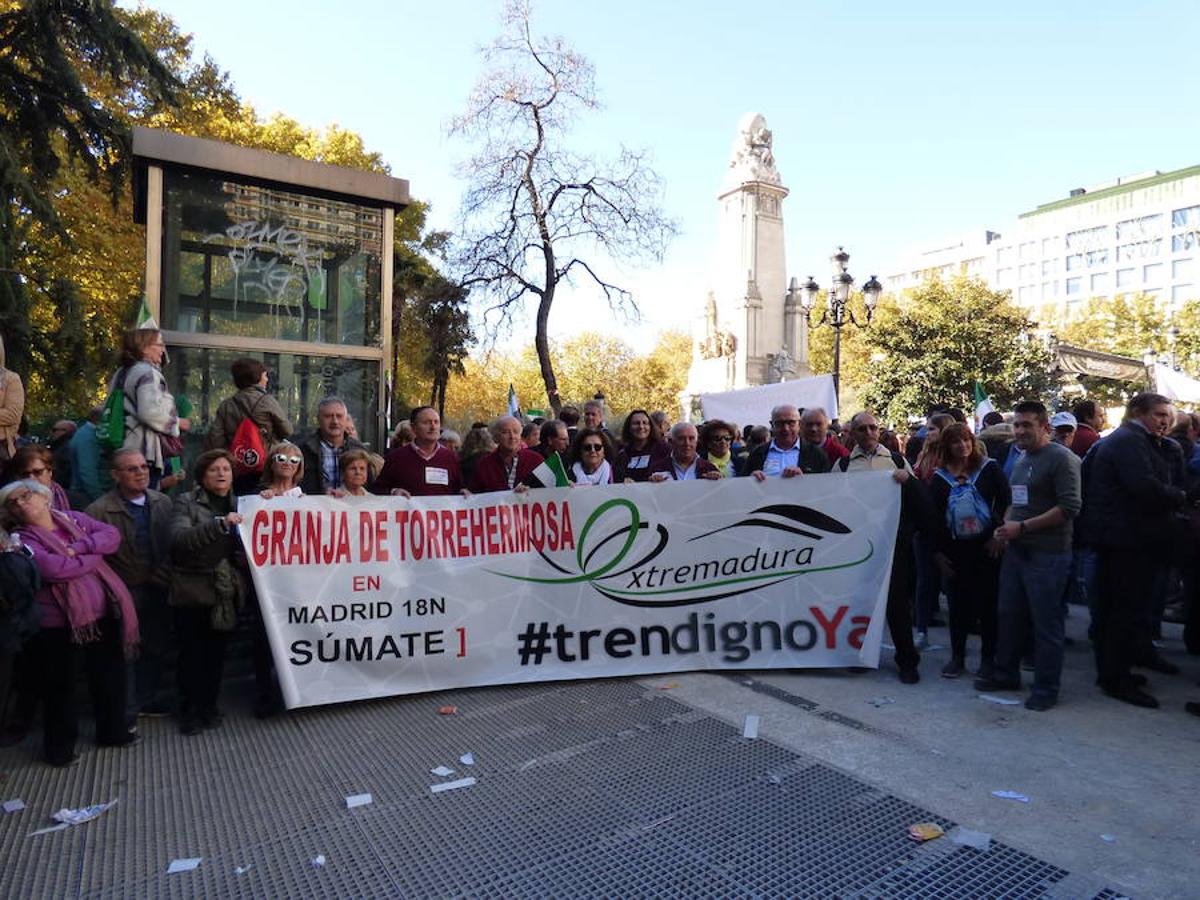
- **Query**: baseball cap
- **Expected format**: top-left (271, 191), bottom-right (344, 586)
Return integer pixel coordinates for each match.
top-left (1050, 411), bottom-right (1077, 429)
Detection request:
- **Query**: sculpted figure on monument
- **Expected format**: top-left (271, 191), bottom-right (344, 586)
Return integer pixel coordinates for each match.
top-left (726, 112), bottom-right (781, 188)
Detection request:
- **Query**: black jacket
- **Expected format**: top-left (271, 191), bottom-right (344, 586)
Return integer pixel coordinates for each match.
top-left (1081, 422), bottom-right (1187, 550)
top-left (298, 431), bottom-right (368, 495)
top-left (745, 441), bottom-right (830, 475)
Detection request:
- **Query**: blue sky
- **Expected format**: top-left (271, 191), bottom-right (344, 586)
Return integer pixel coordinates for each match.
top-left (142, 0), bottom-right (1200, 349)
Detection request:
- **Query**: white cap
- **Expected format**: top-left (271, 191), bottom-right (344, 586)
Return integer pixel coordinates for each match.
top-left (1050, 411), bottom-right (1077, 429)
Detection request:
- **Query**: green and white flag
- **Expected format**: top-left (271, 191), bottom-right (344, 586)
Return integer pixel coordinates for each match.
top-left (136, 296), bottom-right (158, 330)
top-left (507, 383), bottom-right (520, 418)
top-left (524, 451), bottom-right (570, 488)
top-left (973, 382), bottom-right (995, 432)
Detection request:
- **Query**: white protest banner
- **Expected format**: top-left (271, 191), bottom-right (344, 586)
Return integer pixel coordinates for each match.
top-left (238, 472), bottom-right (901, 709)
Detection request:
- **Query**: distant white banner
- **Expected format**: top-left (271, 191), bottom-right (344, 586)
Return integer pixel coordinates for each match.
top-left (700, 374), bottom-right (839, 425)
top-left (238, 473), bottom-right (900, 709)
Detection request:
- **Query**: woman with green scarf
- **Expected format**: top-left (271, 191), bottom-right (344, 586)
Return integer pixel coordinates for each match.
top-left (700, 419), bottom-right (740, 478)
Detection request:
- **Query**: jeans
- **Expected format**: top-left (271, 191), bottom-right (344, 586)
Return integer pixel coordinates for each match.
top-left (125, 586), bottom-right (173, 720)
top-left (994, 546), bottom-right (1072, 699)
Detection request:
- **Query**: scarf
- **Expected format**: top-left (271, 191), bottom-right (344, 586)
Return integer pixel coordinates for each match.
top-left (27, 511), bottom-right (139, 652)
top-left (572, 459), bottom-right (612, 485)
top-left (708, 450), bottom-right (733, 478)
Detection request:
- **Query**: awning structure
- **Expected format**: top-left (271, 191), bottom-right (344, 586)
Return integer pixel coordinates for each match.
top-left (1153, 364), bottom-right (1200, 404)
top-left (1053, 343), bottom-right (1148, 383)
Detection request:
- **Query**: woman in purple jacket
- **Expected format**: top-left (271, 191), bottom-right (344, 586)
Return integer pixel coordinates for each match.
top-left (0, 479), bottom-right (140, 766)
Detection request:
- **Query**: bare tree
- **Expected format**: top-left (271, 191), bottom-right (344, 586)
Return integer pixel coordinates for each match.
top-left (448, 0), bottom-right (676, 413)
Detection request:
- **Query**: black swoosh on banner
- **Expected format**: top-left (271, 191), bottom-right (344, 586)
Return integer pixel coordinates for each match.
top-left (751, 505), bottom-right (852, 533)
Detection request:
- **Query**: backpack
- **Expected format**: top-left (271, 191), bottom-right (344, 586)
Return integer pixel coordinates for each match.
top-left (96, 369), bottom-right (126, 452)
top-left (935, 461), bottom-right (993, 539)
top-left (228, 394), bottom-right (268, 475)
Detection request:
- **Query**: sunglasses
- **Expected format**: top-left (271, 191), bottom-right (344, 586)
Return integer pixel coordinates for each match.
top-left (21, 467), bottom-right (48, 478)
top-left (581, 444), bottom-right (604, 452)
top-left (273, 454), bottom-right (302, 465)
top-left (709, 435), bottom-right (732, 443)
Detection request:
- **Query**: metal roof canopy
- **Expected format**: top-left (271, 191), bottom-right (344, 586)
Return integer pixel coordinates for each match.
top-left (130, 125), bottom-right (410, 223)
top-left (1053, 342), bottom-right (1147, 383)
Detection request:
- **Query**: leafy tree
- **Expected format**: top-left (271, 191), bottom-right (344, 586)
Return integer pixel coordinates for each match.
top-left (0, 0), bottom-right (176, 376)
top-left (448, 0), bottom-right (676, 413)
top-left (860, 277), bottom-right (1056, 424)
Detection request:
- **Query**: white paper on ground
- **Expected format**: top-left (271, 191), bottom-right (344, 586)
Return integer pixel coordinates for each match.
top-left (52, 800), bottom-right (117, 826)
top-left (344, 793), bottom-right (372, 809)
top-left (1100, 834), bottom-right (1117, 843)
top-left (978, 694), bottom-right (1021, 706)
top-left (430, 765), bottom-right (454, 777)
top-left (430, 777), bottom-right (477, 794)
top-left (867, 697), bottom-right (895, 708)
top-left (234, 865), bottom-right (253, 875)
top-left (3, 799), bottom-right (25, 813)
top-left (459, 752), bottom-right (475, 766)
top-left (28, 822), bottom-right (70, 836)
top-left (949, 827), bottom-right (992, 850)
top-left (310, 855), bottom-right (326, 867)
top-left (991, 790), bottom-right (1030, 802)
top-left (167, 858), bottom-right (202, 874)
top-left (742, 715), bottom-right (760, 739)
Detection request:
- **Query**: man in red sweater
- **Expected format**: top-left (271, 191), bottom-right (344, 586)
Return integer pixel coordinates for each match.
top-left (373, 406), bottom-right (463, 496)
top-left (1068, 399), bottom-right (1104, 459)
top-left (469, 416), bottom-right (543, 493)
top-left (802, 407), bottom-right (849, 466)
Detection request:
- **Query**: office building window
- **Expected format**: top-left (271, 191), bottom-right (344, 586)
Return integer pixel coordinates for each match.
top-left (1173, 258), bottom-right (1194, 281)
top-left (1041, 281), bottom-right (1057, 300)
top-left (1065, 254), bottom-right (1082, 272)
top-left (1018, 286), bottom-right (1033, 303)
top-left (1115, 268), bottom-right (1136, 288)
top-left (1019, 263), bottom-right (1036, 281)
top-left (1173, 231), bottom-right (1199, 252)
top-left (1115, 214), bottom-right (1162, 241)
top-left (1065, 277), bottom-right (1082, 295)
top-left (1086, 249), bottom-right (1108, 267)
top-left (997, 247), bottom-right (1013, 265)
top-left (1172, 284), bottom-right (1194, 303)
top-left (1042, 259), bottom-right (1054, 276)
top-left (996, 267), bottom-right (1012, 287)
top-left (1172, 205), bottom-right (1200, 228)
top-left (1144, 263), bottom-right (1164, 283)
top-left (1090, 273), bottom-right (1108, 293)
top-left (1118, 239), bottom-right (1163, 261)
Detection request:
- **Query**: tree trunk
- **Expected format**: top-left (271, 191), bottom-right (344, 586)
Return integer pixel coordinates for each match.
top-left (535, 285), bottom-right (560, 414)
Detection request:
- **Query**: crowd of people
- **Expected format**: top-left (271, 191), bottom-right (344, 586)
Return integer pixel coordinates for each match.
top-left (0, 323), bottom-right (1198, 769)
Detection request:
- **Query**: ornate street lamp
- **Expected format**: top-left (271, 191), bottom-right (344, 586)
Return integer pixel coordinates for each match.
top-left (788, 246), bottom-right (881, 400)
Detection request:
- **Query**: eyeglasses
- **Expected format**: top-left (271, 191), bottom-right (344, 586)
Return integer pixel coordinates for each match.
top-left (21, 467), bottom-right (48, 478)
top-left (709, 435), bottom-right (732, 443)
top-left (854, 424), bottom-right (880, 433)
top-left (273, 454), bottom-right (302, 465)
top-left (118, 464), bottom-right (150, 473)
top-left (581, 444), bottom-right (604, 452)
top-left (6, 492), bottom-right (39, 506)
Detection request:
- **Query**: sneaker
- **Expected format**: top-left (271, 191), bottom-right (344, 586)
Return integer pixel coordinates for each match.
top-left (898, 667), bottom-right (920, 685)
top-left (914, 631), bottom-right (929, 650)
top-left (975, 661), bottom-right (995, 681)
top-left (1024, 694), bottom-right (1056, 712)
top-left (941, 659), bottom-right (965, 679)
top-left (974, 676), bottom-right (1021, 692)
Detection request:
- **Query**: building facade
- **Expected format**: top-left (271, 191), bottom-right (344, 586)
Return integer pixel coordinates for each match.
top-left (886, 164), bottom-right (1200, 316)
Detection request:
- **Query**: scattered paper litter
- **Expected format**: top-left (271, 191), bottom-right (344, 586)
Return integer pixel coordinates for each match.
top-left (978, 694), bottom-right (1021, 706)
top-left (742, 714), bottom-right (760, 739)
top-left (1100, 834), bottom-right (1117, 843)
top-left (310, 854), bottom-right (326, 867)
top-left (437, 705), bottom-right (457, 715)
top-left (167, 858), bottom-right (202, 874)
top-left (31, 800), bottom-right (117, 834)
top-left (234, 865), bottom-right (253, 875)
top-left (29, 823), bottom-right (70, 836)
top-left (867, 696), bottom-right (895, 708)
top-left (3, 799), bottom-right (25, 813)
top-left (430, 777), bottom-right (476, 794)
top-left (459, 752), bottom-right (475, 766)
top-left (344, 793), bottom-right (372, 809)
top-left (991, 790), bottom-right (1030, 803)
top-left (907, 822), bottom-right (944, 842)
top-left (950, 827), bottom-right (992, 850)
top-left (881, 642), bottom-right (896, 651)
top-left (430, 765), bottom-right (455, 777)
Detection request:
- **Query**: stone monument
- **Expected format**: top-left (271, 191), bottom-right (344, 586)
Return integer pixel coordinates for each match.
top-left (683, 113), bottom-right (808, 416)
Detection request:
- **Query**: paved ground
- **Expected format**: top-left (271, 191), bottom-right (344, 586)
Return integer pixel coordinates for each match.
top-left (0, 613), bottom-right (1196, 898)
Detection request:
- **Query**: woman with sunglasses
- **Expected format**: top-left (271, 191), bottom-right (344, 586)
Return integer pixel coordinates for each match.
top-left (259, 443), bottom-right (305, 499)
top-left (7, 445), bottom-right (71, 512)
top-left (568, 428), bottom-right (615, 485)
top-left (699, 419), bottom-right (740, 478)
top-left (0, 479), bottom-right (139, 765)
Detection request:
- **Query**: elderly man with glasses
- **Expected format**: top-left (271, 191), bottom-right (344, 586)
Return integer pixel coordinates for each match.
top-left (746, 404), bottom-right (830, 480)
top-left (85, 450), bottom-right (175, 721)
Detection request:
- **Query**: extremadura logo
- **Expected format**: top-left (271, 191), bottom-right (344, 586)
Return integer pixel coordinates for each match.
top-left (489, 497), bottom-right (874, 607)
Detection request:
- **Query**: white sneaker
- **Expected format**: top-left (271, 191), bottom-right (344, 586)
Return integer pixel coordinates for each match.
top-left (914, 631), bottom-right (929, 650)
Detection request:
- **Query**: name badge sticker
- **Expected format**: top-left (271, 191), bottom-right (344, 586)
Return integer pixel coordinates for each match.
top-left (1011, 484), bottom-right (1029, 506)
top-left (425, 467), bottom-right (450, 486)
